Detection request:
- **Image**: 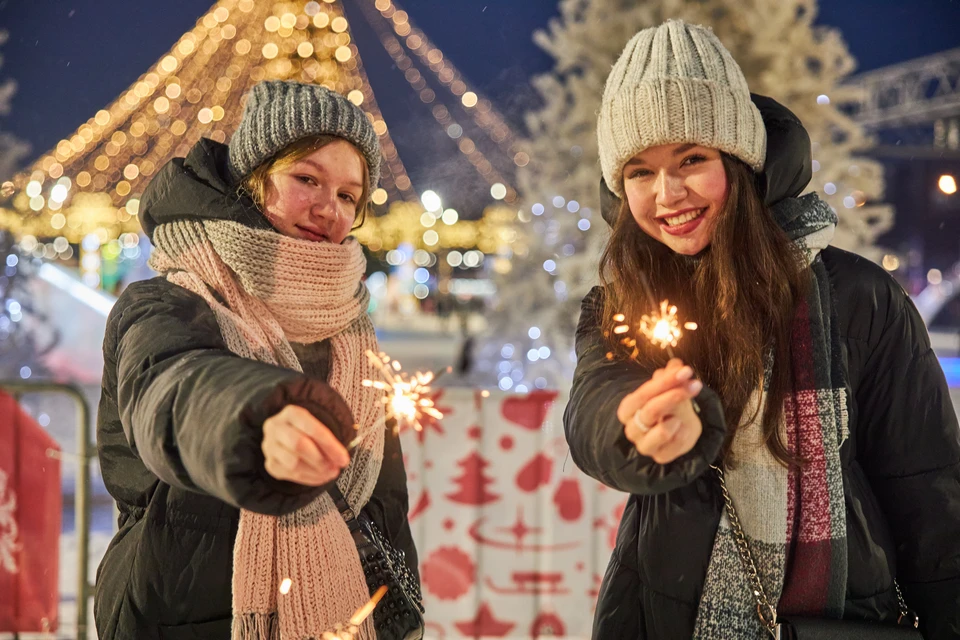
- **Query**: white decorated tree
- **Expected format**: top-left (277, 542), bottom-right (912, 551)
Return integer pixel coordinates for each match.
top-left (0, 30), bottom-right (31, 182)
top-left (0, 31), bottom-right (53, 379)
top-left (474, 0), bottom-right (891, 390)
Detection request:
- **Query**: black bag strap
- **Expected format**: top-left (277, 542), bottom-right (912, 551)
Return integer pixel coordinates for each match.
top-left (326, 483), bottom-right (361, 531)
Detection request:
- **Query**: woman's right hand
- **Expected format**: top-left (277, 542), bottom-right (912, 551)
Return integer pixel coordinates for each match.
top-left (617, 358), bottom-right (704, 465)
top-left (262, 405), bottom-right (350, 486)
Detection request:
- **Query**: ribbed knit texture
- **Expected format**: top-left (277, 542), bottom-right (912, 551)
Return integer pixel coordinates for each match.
top-left (149, 220), bottom-right (383, 640)
top-left (693, 194), bottom-right (849, 637)
top-left (597, 20), bottom-right (766, 197)
top-left (227, 80), bottom-right (381, 191)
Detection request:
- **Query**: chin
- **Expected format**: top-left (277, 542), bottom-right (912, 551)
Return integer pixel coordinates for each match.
top-left (663, 237), bottom-right (709, 256)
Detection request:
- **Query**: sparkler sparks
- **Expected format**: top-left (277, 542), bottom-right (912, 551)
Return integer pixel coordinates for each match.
top-left (613, 300), bottom-right (698, 357)
top-left (362, 350), bottom-right (448, 435)
top-left (612, 271), bottom-right (698, 360)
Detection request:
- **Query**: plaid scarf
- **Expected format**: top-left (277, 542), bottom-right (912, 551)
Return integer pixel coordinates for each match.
top-left (149, 219), bottom-right (384, 640)
top-left (693, 194), bottom-right (849, 638)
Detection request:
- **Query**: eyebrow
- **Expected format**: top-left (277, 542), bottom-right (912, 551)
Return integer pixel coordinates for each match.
top-left (624, 143), bottom-right (699, 167)
top-left (297, 159), bottom-right (364, 191)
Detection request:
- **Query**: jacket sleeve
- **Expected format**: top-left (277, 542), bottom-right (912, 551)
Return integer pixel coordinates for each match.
top-left (110, 279), bottom-right (357, 516)
top-left (563, 286), bottom-right (727, 495)
top-left (855, 277), bottom-right (960, 639)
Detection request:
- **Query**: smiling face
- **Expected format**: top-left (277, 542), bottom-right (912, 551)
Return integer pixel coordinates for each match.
top-left (622, 143), bottom-right (729, 256)
top-left (252, 138), bottom-right (367, 244)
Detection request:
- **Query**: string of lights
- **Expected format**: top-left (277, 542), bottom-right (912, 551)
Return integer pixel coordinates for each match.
top-left (354, 0), bottom-right (520, 203)
top-left (367, 0), bottom-right (528, 168)
top-left (2, 0), bottom-right (417, 243)
top-left (349, 46), bottom-right (419, 204)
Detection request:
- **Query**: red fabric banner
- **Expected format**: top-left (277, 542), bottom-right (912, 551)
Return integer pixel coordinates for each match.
top-left (403, 389), bottom-right (625, 638)
top-left (0, 390), bottom-right (61, 633)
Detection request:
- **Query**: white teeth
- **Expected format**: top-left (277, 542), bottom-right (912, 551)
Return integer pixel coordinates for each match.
top-left (663, 209), bottom-right (704, 227)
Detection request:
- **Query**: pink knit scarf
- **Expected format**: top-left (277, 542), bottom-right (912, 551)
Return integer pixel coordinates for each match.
top-left (149, 219), bottom-right (384, 640)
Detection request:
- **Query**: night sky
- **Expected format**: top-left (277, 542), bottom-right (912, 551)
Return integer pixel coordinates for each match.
top-left (2, 0), bottom-right (960, 209)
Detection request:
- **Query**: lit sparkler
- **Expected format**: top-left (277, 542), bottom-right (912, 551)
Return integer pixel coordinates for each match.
top-left (611, 272), bottom-right (697, 360)
top-left (361, 350), bottom-right (448, 436)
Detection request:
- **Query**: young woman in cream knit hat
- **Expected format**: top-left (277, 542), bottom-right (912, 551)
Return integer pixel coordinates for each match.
top-left (94, 80), bottom-right (419, 640)
top-left (565, 19), bottom-right (959, 639)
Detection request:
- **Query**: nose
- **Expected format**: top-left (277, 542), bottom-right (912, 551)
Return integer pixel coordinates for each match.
top-left (309, 189), bottom-right (340, 224)
top-left (654, 170), bottom-right (686, 208)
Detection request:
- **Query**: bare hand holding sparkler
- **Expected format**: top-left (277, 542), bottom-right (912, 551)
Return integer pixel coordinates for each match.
top-left (618, 359), bottom-right (703, 464)
top-left (262, 406), bottom-right (350, 486)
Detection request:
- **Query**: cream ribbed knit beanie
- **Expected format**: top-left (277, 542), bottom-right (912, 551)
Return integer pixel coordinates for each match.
top-left (598, 20), bottom-right (766, 197)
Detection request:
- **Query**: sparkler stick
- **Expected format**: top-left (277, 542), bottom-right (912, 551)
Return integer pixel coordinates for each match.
top-left (319, 585), bottom-right (389, 639)
top-left (611, 271), bottom-right (701, 415)
top-left (350, 585), bottom-right (388, 626)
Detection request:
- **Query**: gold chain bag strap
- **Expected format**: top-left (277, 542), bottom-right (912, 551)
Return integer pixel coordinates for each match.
top-left (711, 465), bottom-right (922, 640)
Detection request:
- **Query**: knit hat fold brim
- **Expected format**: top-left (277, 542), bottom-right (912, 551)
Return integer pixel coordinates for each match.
top-left (599, 77), bottom-right (765, 196)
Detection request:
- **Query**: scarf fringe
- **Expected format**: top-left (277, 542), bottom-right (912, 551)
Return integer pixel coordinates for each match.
top-left (232, 612), bottom-right (280, 640)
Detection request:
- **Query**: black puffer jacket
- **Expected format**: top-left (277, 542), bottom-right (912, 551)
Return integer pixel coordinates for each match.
top-left (565, 99), bottom-right (960, 639)
top-left (94, 139), bottom-right (417, 640)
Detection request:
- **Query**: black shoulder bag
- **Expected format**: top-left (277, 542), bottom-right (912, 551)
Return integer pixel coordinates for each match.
top-left (327, 485), bottom-right (425, 640)
top-left (712, 466), bottom-right (923, 639)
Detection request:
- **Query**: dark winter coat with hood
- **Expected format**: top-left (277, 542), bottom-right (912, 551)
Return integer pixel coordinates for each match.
top-left (94, 139), bottom-right (418, 640)
top-left (564, 95), bottom-right (960, 639)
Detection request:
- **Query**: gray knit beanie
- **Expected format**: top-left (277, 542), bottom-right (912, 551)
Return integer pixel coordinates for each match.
top-left (228, 80), bottom-right (381, 191)
top-left (597, 20), bottom-right (766, 198)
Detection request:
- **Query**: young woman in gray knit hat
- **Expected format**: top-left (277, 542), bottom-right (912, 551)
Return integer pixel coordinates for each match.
top-left (565, 19), bottom-right (959, 639)
top-left (94, 80), bottom-right (419, 640)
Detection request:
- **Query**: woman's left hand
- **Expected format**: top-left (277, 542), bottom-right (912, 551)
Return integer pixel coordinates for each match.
top-left (617, 358), bottom-right (703, 464)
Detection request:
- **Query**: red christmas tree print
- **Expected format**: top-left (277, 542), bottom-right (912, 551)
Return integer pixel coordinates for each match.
top-left (421, 546), bottom-right (476, 601)
top-left (446, 451), bottom-right (501, 506)
top-left (454, 602), bottom-right (516, 637)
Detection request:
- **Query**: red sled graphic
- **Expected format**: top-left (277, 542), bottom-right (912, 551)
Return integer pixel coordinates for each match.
top-left (484, 571), bottom-right (570, 595)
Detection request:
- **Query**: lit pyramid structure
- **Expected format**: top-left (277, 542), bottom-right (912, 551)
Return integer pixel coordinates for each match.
top-left (3, 0), bottom-right (421, 243)
top-left (0, 0), bottom-right (531, 290)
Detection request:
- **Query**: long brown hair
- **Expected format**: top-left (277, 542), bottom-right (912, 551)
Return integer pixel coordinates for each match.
top-left (240, 134), bottom-right (371, 229)
top-left (599, 154), bottom-right (808, 467)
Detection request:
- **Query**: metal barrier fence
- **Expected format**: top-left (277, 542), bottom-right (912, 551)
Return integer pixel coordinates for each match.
top-left (1, 380), bottom-right (92, 640)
